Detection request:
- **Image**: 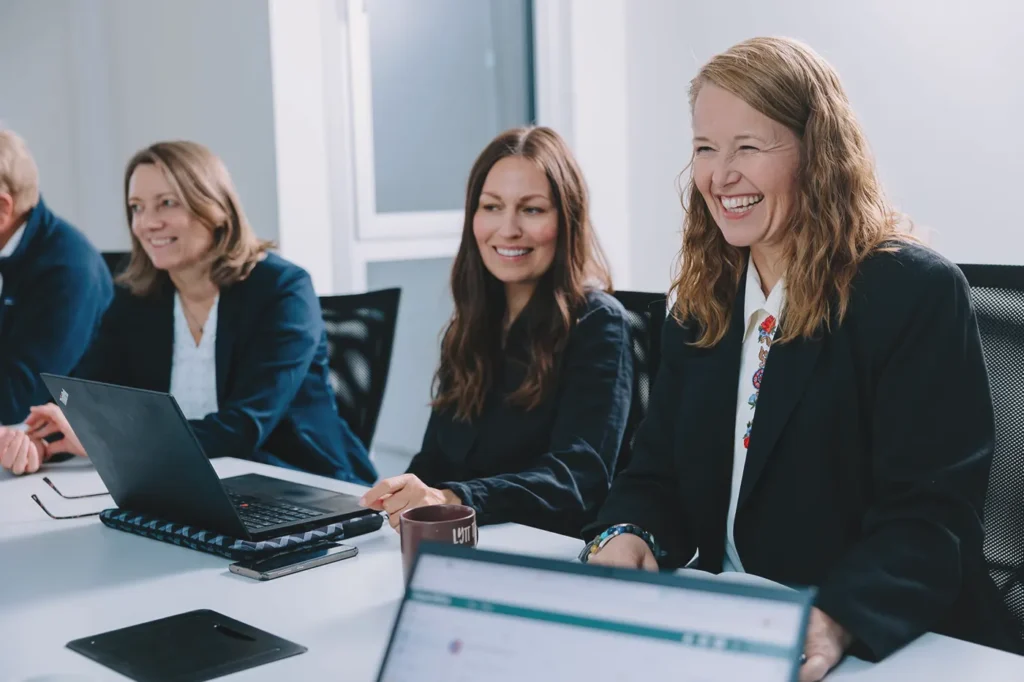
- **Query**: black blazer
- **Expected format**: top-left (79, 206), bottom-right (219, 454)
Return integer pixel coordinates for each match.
top-left (0, 198), bottom-right (112, 424)
top-left (589, 243), bottom-right (1018, 660)
top-left (408, 290), bottom-right (634, 538)
top-left (73, 253), bottom-right (376, 485)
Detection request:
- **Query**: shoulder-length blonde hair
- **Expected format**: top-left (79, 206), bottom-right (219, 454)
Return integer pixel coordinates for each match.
top-left (432, 126), bottom-right (612, 422)
top-left (119, 141), bottom-right (272, 297)
top-left (673, 36), bottom-right (910, 346)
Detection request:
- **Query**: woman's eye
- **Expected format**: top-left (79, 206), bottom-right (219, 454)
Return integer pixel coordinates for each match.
top-left (695, 146), bottom-right (714, 154)
top-left (523, 206), bottom-right (544, 215)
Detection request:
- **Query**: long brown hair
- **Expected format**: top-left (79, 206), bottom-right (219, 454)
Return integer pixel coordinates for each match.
top-left (673, 37), bottom-right (911, 346)
top-left (432, 126), bottom-right (612, 421)
top-left (119, 141), bottom-right (272, 297)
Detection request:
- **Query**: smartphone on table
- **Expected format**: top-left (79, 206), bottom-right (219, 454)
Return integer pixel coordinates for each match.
top-left (229, 542), bottom-right (358, 581)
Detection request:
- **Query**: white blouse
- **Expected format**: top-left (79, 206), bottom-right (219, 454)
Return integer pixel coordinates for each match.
top-left (722, 255), bottom-right (786, 573)
top-left (169, 293), bottom-right (220, 421)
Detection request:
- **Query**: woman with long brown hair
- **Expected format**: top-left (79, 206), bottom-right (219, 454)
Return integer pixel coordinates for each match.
top-left (581, 37), bottom-right (1018, 679)
top-left (360, 126), bottom-right (634, 538)
top-left (25, 141), bottom-right (375, 485)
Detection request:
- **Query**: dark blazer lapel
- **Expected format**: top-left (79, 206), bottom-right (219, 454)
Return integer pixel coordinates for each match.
top-left (214, 285), bottom-right (241, 402)
top-left (145, 289), bottom-right (175, 392)
top-left (436, 347), bottom-right (514, 468)
top-left (738, 323), bottom-right (823, 508)
top-left (677, 281), bottom-right (746, 545)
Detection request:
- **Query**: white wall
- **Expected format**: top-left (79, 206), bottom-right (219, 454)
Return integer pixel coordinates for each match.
top-left (366, 257), bottom-right (454, 459)
top-left (620, 0), bottom-right (1024, 294)
top-left (0, 0), bottom-right (279, 250)
top-left (0, 0), bottom-right (81, 231)
top-left (267, 0), bottom-right (339, 294)
top-left (569, 0), bottom-right (631, 288)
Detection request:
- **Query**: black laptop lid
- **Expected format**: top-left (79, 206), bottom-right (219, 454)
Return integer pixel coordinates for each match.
top-left (40, 374), bottom-right (246, 537)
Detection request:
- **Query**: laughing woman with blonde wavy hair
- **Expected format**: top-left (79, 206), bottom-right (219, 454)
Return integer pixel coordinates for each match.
top-left (581, 37), bottom-right (1019, 679)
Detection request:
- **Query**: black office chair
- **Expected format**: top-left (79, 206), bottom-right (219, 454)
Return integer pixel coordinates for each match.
top-left (958, 263), bottom-right (1024, 643)
top-left (319, 288), bottom-right (401, 452)
top-left (610, 290), bottom-right (668, 475)
top-left (101, 251), bottom-right (130, 277)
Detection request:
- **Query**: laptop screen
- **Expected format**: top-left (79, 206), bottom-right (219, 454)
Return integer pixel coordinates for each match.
top-left (378, 545), bottom-right (811, 682)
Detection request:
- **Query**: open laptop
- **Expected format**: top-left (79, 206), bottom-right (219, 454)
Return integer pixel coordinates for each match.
top-left (39, 374), bottom-right (378, 540)
top-left (377, 543), bottom-right (814, 682)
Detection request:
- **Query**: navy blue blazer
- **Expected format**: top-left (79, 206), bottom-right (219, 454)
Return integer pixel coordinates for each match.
top-left (0, 198), bottom-right (112, 425)
top-left (408, 290), bottom-right (634, 538)
top-left (73, 252), bottom-right (376, 485)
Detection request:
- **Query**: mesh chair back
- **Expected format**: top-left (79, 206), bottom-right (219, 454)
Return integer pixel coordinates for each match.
top-left (958, 264), bottom-right (1024, 641)
top-left (319, 288), bottom-right (401, 451)
top-left (610, 290), bottom-right (667, 475)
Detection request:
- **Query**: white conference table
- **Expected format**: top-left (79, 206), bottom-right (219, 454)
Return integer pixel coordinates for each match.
top-left (1, 458), bottom-right (1022, 681)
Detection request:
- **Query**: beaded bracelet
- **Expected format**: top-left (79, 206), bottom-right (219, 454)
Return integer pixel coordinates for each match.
top-left (578, 523), bottom-right (661, 564)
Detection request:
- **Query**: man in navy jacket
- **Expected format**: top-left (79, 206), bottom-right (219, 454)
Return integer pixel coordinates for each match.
top-left (0, 129), bottom-right (112, 442)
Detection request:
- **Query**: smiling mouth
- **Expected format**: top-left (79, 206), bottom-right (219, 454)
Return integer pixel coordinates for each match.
top-left (148, 237), bottom-right (177, 248)
top-left (719, 194), bottom-right (764, 215)
top-left (494, 246), bottom-right (533, 259)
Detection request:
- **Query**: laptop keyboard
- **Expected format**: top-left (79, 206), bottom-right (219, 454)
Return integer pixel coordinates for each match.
top-left (227, 492), bottom-right (325, 530)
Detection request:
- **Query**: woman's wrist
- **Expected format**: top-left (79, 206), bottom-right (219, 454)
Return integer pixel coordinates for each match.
top-left (439, 488), bottom-right (462, 505)
top-left (35, 441), bottom-right (52, 462)
top-left (579, 523), bottom-right (661, 564)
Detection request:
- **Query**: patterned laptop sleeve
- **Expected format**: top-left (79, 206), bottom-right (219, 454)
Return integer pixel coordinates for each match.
top-left (98, 508), bottom-right (384, 560)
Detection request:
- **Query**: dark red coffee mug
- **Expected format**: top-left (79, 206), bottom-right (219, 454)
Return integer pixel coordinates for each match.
top-left (399, 504), bottom-right (477, 581)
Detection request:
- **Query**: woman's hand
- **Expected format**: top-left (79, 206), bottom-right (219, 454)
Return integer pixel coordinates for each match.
top-left (24, 404), bottom-right (87, 459)
top-left (586, 533), bottom-right (659, 571)
top-left (798, 607), bottom-right (853, 682)
top-left (359, 474), bottom-right (462, 531)
top-left (0, 427), bottom-right (47, 475)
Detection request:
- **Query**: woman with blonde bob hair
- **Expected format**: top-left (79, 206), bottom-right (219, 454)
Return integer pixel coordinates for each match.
top-left (582, 37), bottom-right (1018, 678)
top-left (26, 141), bottom-right (375, 484)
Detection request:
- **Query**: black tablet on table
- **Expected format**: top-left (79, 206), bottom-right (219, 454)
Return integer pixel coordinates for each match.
top-left (66, 609), bottom-right (306, 682)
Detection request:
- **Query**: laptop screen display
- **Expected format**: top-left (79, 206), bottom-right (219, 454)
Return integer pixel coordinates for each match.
top-left (379, 548), bottom-right (808, 682)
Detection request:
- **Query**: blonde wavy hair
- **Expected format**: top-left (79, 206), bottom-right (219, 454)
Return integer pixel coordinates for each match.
top-left (673, 36), bottom-right (911, 346)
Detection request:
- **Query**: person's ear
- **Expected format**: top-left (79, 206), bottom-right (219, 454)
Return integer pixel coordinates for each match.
top-left (0, 193), bottom-right (14, 231)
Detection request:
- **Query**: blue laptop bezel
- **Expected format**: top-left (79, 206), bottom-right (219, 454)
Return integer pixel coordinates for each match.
top-left (377, 541), bottom-right (815, 682)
